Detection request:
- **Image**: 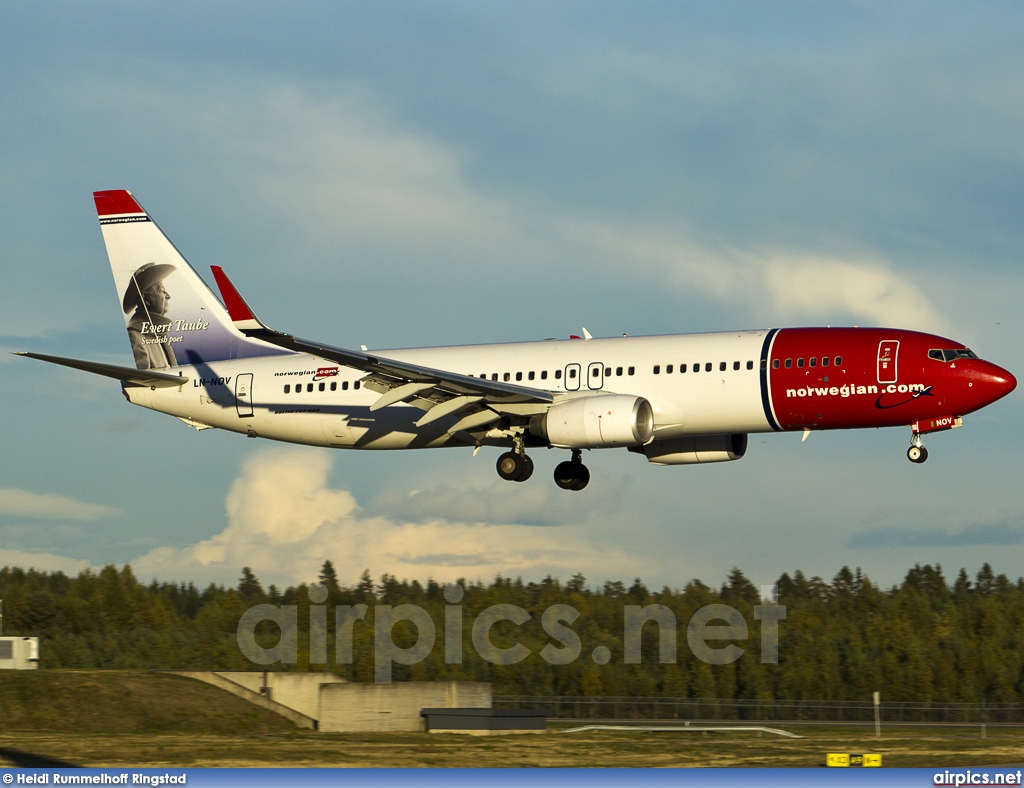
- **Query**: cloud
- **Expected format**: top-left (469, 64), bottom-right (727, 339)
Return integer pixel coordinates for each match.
top-left (0, 489), bottom-right (120, 521)
top-left (37, 62), bottom-right (947, 337)
top-left (755, 251), bottom-right (948, 332)
top-left (364, 478), bottom-right (621, 527)
top-left (566, 220), bottom-right (948, 332)
top-left (128, 449), bottom-right (633, 587)
top-left (0, 548), bottom-right (92, 575)
top-left (849, 521), bottom-right (1024, 549)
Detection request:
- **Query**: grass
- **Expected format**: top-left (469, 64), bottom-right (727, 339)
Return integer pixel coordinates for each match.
top-left (3, 725), bottom-right (1023, 768)
top-left (0, 670), bottom-right (294, 735)
top-left (0, 672), bottom-right (1022, 768)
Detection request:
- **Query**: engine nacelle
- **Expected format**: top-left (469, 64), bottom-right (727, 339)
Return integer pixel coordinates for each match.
top-left (530, 395), bottom-right (654, 449)
top-left (637, 433), bottom-right (748, 465)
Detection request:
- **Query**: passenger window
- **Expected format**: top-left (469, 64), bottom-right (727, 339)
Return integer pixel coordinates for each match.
top-left (821, 357), bottom-right (829, 367)
top-left (354, 381), bottom-right (360, 390)
top-left (284, 384), bottom-right (290, 394)
top-left (719, 362), bottom-right (726, 371)
top-left (680, 364), bottom-right (687, 373)
top-left (492, 373), bottom-right (498, 381)
top-left (772, 359), bottom-right (780, 369)
top-left (834, 357), bottom-right (842, 367)
top-left (605, 367), bottom-right (612, 376)
top-left (705, 362), bottom-right (712, 372)
top-left (797, 358), bottom-right (804, 368)
top-left (747, 361), bottom-right (754, 370)
top-left (555, 370), bottom-right (562, 380)
top-left (785, 359), bottom-right (792, 369)
top-left (307, 383), bottom-right (314, 392)
top-left (628, 366), bottom-right (635, 376)
top-left (666, 364), bottom-right (673, 374)
top-left (733, 361), bottom-right (740, 371)
top-left (515, 372), bottom-right (522, 381)
top-left (616, 367), bottom-right (623, 376)
top-left (504, 372), bottom-right (510, 382)
top-left (693, 363), bottom-right (700, 373)
top-left (343, 381), bottom-right (349, 390)
top-left (809, 357), bottom-right (816, 368)
top-left (541, 370), bottom-right (548, 380)
top-left (591, 367), bottom-right (599, 377)
top-left (569, 368), bottom-right (577, 379)
top-left (528, 371), bottom-right (535, 380)
top-left (319, 382), bottom-right (325, 392)
top-left (331, 382), bottom-right (337, 391)
top-left (653, 365), bottom-right (661, 375)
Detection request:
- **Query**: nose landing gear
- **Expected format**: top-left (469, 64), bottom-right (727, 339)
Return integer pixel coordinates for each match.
top-left (907, 433), bottom-right (928, 464)
top-left (554, 449), bottom-right (590, 491)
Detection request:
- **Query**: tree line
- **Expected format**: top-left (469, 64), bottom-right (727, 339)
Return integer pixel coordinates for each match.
top-left (0, 561), bottom-right (1021, 703)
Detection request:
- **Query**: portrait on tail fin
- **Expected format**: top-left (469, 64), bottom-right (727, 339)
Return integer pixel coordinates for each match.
top-left (123, 262), bottom-right (178, 370)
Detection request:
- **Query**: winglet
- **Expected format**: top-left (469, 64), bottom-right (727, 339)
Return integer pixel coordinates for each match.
top-left (210, 266), bottom-right (265, 331)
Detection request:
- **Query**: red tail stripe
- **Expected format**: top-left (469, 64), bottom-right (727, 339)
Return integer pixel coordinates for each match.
top-left (93, 190), bottom-right (144, 216)
top-left (210, 266), bottom-right (256, 321)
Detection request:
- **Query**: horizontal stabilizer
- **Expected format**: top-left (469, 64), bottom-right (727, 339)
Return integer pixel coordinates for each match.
top-left (12, 352), bottom-right (190, 388)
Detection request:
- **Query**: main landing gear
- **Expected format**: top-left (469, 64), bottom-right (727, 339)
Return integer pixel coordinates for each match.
top-left (907, 433), bottom-right (929, 464)
top-left (496, 436), bottom-right (534, 482)
top-left (495, 442), bottom-right (590, 490)
top-left (554, 449), bottom-right (590, 491)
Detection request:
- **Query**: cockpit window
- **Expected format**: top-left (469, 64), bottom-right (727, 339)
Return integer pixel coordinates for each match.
top-left (929, 348), bottom-right (979, 362)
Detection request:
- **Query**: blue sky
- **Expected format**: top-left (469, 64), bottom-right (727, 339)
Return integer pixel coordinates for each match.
top-left (1, 2), bottom-right (1022, 591)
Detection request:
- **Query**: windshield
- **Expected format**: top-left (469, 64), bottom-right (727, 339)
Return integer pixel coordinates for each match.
top-left (928, 348), bottom-right (978, 362)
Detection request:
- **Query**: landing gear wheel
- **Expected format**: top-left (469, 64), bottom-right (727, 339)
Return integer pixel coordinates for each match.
top-left (907, 445), bottom-right (928, 464)
top-left (516, 454), bottom-right (534, 482)
top-left (497, 451), bottom-right (534, 482)
top-left (554, 456), bottom-right (590, 491)
top-left (554, 461), bottom-right (577, 489)
top-left (570, 464), bottom-right (590, 491)
top-left (497, 451), bottom-right (525, 481)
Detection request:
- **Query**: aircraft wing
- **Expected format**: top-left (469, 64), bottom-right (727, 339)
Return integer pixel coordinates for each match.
top-left (12, 352), bottom-right (190, 388)
top-left (210, 267), bottom-right (554, 432)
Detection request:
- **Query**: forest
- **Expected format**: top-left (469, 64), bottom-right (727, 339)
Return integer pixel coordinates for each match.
top-left (1, 561), bottom-right (1021, 703)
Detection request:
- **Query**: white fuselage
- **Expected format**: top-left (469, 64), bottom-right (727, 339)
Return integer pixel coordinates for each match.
top-left (124, 330), bottom-right (775, 449)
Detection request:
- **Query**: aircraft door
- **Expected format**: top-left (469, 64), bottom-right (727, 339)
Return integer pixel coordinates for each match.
top-left (235, 373), bottom-right (254, 417)
top-left (877, 341), bottom-right (899, 384)
top-left (564, 363), bottom-right (581, 391)
top-left (587, 362), bottom-right (604, 390)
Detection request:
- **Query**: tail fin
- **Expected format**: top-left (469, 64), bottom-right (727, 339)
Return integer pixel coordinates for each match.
top-left (94, 190), bottom-right (282, 369)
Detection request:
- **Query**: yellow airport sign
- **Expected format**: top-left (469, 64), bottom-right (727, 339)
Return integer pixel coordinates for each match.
top-left (827, 753), bottom-right (882, 767)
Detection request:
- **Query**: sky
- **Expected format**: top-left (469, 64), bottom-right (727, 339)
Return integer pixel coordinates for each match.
top-left (1, 1), bottom-right (1023, 593)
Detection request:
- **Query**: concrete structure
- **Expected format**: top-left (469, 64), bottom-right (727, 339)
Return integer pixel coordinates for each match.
top-left (216, 671), bottom-right (347, 720)
top-left (0, 637), bottom-right (39, 670)
top-left (161, 671), bottom-right (319, 729)
top-left (319, 681), bottom-right (491, 733)
top-left (164, 672), bottom-right (492, 733)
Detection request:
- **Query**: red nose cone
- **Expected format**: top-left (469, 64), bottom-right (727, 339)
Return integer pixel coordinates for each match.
top-left (985, 364), bottom-right (1017, 402)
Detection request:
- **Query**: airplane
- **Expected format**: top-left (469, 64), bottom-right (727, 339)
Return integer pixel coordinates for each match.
top-left (14, 190), bottom-right (1017, 491)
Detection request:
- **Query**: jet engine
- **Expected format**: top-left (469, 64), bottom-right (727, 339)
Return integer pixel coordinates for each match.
top-left (635, 433), bottom-right (748, 465)
top-left (530, 395), bottom-right (654, 449)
